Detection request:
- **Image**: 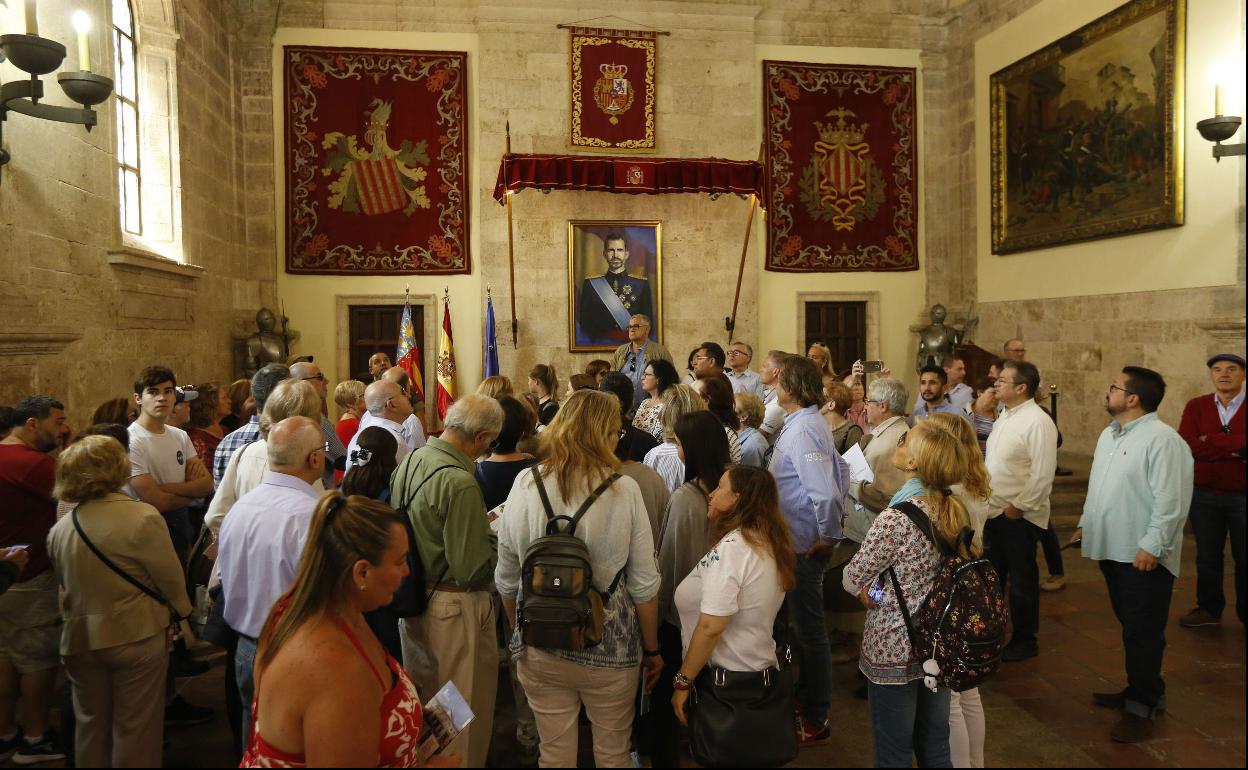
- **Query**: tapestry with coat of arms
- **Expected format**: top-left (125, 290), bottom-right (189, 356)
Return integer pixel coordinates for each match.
top-left (284, 46), bottom-right (470, 275)
top-left (569, 28), bottom-right (657, 153)
top-left (763, 61), bottom-right (918, 272)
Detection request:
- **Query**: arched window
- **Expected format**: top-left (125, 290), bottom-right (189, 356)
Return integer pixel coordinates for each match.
top-left (112, 0), bottom-right (141, 235)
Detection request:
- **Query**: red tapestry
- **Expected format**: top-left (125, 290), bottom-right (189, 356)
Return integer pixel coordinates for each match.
top-left (284, 46), bottom-right (470, 275)
top-left (763, 61), bottom-right (918, 272)
top-left (569, 28), bottom-right (657, 153)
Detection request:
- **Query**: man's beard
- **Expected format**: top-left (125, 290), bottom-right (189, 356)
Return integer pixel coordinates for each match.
top-left (33, 429), bottom-right (59, 453)
top-left (1105, 401), bottom-right (1125, 418)
top-left (922, 392), bottom-right (942, 404)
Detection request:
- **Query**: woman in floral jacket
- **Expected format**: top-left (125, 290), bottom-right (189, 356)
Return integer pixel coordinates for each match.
top-left (842, 419), bottom-right (980, 768)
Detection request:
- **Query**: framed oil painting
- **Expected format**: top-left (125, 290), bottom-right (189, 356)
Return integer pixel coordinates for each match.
top-left (568, 221), bottom-right (663, 352)
top-left (990, 0), bottom-right (1184, 254)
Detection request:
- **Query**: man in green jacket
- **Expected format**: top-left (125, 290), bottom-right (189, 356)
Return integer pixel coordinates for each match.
top-left (392, 394), bottom-right (503, 768)
top-left (610, 314), bottom-right (672, 416)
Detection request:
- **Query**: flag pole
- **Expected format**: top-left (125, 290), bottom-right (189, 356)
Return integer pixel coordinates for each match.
top-left (505, 120), bottom-right (519, 348)
top-left (725, 142), bottom-right (765, 341)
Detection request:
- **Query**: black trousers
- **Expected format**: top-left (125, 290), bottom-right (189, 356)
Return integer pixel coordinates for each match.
top-left (638, 621), bottom-right (684, 767)
top-left (984, 516), bottom-right (1041, 646)
top-left (1190, 487), bottom-right (1246, 622)
top-left (1040, 520), bottom-right (1064, 577)
top-left (1099, 560), bottom-right (1174, 716)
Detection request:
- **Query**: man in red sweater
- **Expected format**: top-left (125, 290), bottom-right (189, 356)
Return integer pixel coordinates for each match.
top-left (1177, 353), bottom-right (1246, 628)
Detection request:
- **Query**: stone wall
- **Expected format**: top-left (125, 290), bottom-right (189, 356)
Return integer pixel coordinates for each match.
top-left (0, 0), bottom-right (276, 427)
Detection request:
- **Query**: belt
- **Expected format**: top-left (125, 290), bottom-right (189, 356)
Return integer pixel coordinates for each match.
top-left (432, 582), bottom-right (491, 593)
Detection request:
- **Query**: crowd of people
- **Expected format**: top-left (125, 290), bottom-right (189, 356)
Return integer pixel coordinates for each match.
top-left (0, 310), bottom-right (1242, 768)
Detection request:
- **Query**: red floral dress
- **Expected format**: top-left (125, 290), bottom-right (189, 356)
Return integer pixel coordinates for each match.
top-left (240, 616), bottom-right (423, 768)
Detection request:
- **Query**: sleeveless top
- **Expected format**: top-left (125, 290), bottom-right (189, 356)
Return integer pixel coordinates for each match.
top-left (240, 611), bottom-right (424, 768)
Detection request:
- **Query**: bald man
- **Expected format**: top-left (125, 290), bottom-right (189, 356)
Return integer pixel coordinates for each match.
top-left (217, 416), bottom-right (326, 739)
top-left (350, 381), bottom-right (416, 465)
top-left (290, 360), bottom-right (346, 487)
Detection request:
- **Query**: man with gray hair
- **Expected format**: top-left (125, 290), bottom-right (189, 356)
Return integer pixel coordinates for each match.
top-left (213, 363), bottom-right (291, 483)
top-left (217, 415), bottom-right (326, 741)
top-left (848, 378), bottom-right (911, 523)
top-left (348, 380), bottom-right (416, 466)
top-left (380, 366), bottom-right (428, 449)
top-left (610, 313), bottom-right (673, 414)
top-left (391, 394), bottom-right (503, 768)
top-left (726, 340), bottom-right (765, 397)
top-left (290, 360), bottom-right (346, 488)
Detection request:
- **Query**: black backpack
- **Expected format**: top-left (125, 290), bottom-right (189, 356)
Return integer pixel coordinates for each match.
top-left (517, 468), bottom-right (622, 651)
top-left (389, 464), bottom-right (459, 618)
top-left (886, 501), bottom-right (1009, 692)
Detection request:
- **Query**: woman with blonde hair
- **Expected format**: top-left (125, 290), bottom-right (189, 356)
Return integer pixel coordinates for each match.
top-left (843, 418), bottom-right (980, 768)
top-left (241, 494), bottom-right (450, 767)
top-left (733, 392), bottom-right (769, 468)
top-left (807, 342), bottom-right (836, 378)
top-left (47, 436), bottom-right (192, 767)
top-left (822, 378), bottom-right (865, 455)
top-left (206, 380), bottom-right (324, 535)
top-left (643, 384), bottom-right (708, 493)
top-left (332, 380), bottom-right (367, 448)
top-left (476, 375), bottom-right (515, 399)
top-left (924, 413), bottom-right (991, 769)
top-left (495, 390), bottom-right (663, 768)
top-left (527, 364), bottom-right (560, 426)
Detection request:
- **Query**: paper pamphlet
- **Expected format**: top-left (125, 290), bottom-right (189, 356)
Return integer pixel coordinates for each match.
top-left (418, 680), bottom-right (475, 761)
top-left (840, 443), bottom-right (874, 485)
top-left (486, 502), bottom-right (504, 533)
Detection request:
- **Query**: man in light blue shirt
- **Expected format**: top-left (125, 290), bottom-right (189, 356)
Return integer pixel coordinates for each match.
top-left (726, 341), bottom-right (765, 397)
top-left (908, 365), bottom-right (972, 427)
top-left (768, 355), bottom-right (847, 743)
top-left (217, 416), bottom-right (326, 741)
top-left (1072, 366), bottom-right (1193, 744)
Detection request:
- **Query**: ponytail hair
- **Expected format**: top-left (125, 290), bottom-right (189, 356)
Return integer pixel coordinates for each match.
top-left (257, 493), bottom-right (405, 668)
top-left (904, 420), bottom-right (981, 560)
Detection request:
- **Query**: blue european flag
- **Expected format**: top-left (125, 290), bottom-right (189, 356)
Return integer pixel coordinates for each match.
top-left (484, 294), bottom-right (499, 378)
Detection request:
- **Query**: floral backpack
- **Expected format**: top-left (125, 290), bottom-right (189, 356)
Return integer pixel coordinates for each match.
top-left (885, 501), bottom-right (1010, 693)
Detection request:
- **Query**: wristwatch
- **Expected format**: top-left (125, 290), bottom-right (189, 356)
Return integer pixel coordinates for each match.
top-left (673, 672), bottom-right (692, 691)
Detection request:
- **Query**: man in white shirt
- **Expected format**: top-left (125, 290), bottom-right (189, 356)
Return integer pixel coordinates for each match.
top-left (758, 350), bottom-right (788, 443)
top-left (350, 380), bottom-right (418, 464)
top-left (725, 341), bottom-right (765, 398)
top-left (217, 416), bottom-right (325, 741)
top-left (381, 367), bottom-right (428, 448)
top-left (984, 360), bottom-right (1058, 662)
top-left (290, 360), bottom-right (347, 487)
top-left (127, 366), bottom-right (215, 557)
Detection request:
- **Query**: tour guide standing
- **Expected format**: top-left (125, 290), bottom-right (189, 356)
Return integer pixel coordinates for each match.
top-left (768, 355), bottom-right (848, 745)
top-left (1073, 366), bottom-right (1192, 744)
top-left (610, 314), bottom-right (672, 416)
top-left (391, 394), bottom-right (504, 769)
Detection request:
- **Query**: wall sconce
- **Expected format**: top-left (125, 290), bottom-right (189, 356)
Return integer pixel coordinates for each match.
top-left (1197, 80), bottom-right (1245, 162)
top-left (0, 6), bottom-right (114, 184)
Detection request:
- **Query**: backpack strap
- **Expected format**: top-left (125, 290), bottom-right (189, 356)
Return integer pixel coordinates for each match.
top-left (531, 466), bottom-right (620, 537)
top-left (396, 464), bottom-right (460, 602)
top-left (884, 501), bottom-right (939, 656)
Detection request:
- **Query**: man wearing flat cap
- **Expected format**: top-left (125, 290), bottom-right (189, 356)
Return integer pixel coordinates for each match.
top-left (1178, 353), bottom-right (1246, 629)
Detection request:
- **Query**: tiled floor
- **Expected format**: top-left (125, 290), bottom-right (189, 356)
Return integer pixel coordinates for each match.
top-left (8, 530), bottom-right (1241, 768)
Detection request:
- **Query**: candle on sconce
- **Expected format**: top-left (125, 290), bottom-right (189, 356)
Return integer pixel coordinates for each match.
top-left (71, 10), bottom-right (92, 72)
top-left (1215, 83), bottom-right (1224, 117)
top-left (25, 0), bottom-right (39, 35)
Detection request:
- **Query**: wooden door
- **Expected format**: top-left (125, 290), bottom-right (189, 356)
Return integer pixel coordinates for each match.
top-left (348, 305), bottom-right (419, 382)
top-left (804, 301), bottom-right (867, 376)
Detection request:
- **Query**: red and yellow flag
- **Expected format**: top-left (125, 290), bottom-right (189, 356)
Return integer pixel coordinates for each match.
top-left (435, 293), bottom-right (457, 421)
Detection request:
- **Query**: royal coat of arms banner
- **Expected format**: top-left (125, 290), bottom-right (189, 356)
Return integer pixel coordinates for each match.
top-left (763, 61), bottom-right (919, 272)
top-left (284, 46), bottom-right (470, 275)
top-left (569, 28), bottom-right (657, 153)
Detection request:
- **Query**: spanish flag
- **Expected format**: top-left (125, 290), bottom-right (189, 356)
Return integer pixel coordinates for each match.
top-left (435, 293), bottom-right (457, 421)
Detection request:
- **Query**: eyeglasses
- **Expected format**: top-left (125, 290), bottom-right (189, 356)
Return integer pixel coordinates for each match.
top-left (864, 399), bottom-right (884, 406)
top-left (627, 324), bottom-right (645, 330)
top-left (897, 432), bottom-right (908, 447)
top-left (692, 355), bottom-right (710, 363)
top-left (301, 373), bottom-right (326, 382)
top-left (1108, 384), bottom-right (1135, 396)
top-left (995, 378), bottom-right (1019, 386)
top-left (726, 350), bottom-right (748, 357)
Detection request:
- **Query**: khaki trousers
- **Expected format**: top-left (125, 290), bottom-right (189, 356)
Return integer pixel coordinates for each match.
top-left (400, 591), bottom-right (496, 769)
top-left (516, 648), bottom-right (639, 769)
top-left (64, 633), bottom-right (168, 768)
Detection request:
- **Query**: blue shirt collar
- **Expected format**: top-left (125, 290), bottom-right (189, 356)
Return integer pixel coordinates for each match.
top-left (261, 470), bottom-right (321, 499)
top-left (783, 405), bottom-right (819, 426)
top-left (1217, 389), bottom-right (1245, 410)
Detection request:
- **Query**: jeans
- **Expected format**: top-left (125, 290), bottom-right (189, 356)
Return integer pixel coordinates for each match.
top-left (234, 636), bottom-right (258, 744)
top-left (868, 680), bottom-right (952, 768)
top-left (984, 516), bottom-right (1041, 646)
top-left (162, 507), bottom-right (194, 564)
top-left (1099, 560), bottom-right (1174, 718)
top-left (786, 553), bottom-right (833, 725)
top-left (1190, 487), bottom-right (1246, 622)
top-left (1040, 520), bottom-right (1064, 577)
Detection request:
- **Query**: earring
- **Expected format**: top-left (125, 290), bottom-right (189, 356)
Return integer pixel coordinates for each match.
top-left (357, 583), bottom-right (365, 591)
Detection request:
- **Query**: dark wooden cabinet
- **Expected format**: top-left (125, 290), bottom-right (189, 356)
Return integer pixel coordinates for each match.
top-left (804, 301), bottom-right (867, 375)
top-left (348, 305), bottom-right (422, 382)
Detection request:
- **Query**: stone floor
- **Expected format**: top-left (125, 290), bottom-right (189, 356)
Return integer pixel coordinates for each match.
top-left (6, 529), bottom-right (1242, 768)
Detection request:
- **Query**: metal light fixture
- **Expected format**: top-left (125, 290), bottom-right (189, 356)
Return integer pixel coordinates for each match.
top-left (1197, 78), bottom-right (1244, 162)
top-left (0, 5), bottom-right (114, 184)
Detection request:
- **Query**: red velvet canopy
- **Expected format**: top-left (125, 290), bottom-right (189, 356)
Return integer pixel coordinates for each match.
top-left (493, 153), bottom-right (763, 203)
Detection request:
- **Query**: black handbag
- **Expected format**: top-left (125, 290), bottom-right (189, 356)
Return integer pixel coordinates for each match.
top-left (687, 656), bottom-right (797, 768)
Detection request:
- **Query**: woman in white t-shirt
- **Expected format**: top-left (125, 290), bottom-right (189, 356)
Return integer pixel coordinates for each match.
top-left (670, 465), bottom-right (797, 723)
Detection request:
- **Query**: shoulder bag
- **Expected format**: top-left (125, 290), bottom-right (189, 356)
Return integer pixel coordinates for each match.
top-left (71, 505), bottom-right (187, 641)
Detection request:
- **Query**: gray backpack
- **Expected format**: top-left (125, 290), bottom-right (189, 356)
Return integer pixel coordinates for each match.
top-left (517, 468), bottom-right (623, 651)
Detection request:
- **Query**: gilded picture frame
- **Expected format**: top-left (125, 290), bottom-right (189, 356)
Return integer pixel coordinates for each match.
top-left (567, 221), bottom-right (663, 353)
top-left (990, 0), bottom-right (1184, 255)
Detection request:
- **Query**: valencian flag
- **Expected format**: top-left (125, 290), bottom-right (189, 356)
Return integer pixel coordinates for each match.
top-left (395, 292), bottom-right (425, 403)
top-left (435, 292), bottom-right (458, 421)
top-left (483, 290), bottom-right (499, 378)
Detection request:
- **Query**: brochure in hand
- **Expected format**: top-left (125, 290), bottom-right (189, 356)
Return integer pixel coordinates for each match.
top-left (418, 680), bottom-right (475, 761)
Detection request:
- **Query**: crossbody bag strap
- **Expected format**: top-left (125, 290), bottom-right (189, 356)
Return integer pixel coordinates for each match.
top-left (71, 505), bottom-right (182, 620)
